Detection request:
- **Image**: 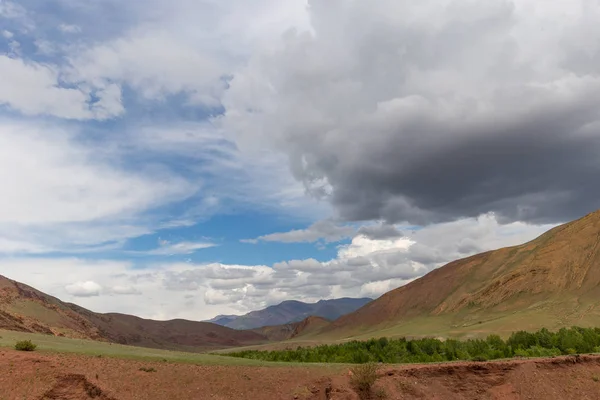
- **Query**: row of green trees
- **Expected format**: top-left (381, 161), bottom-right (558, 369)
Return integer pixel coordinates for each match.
top-left (224, 327), bottom-right (600, 364)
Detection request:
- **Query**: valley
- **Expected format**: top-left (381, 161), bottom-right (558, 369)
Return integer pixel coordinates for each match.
top-left (2, 210), bottom-right (600, 399)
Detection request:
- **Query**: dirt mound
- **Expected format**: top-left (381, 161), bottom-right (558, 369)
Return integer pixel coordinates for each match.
top-left (5, 348), bottom-right (600, 399)
top-left (311, 355), bottom-right (600, 400)
top-left (40, 374), bottom-right (117, 400)
top-left (324, 209), bottom-right (600, 338)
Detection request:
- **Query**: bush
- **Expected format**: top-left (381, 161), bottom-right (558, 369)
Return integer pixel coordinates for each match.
top-left (15, 340), bottom-right (37, 351)
top-left (139, 367), bottom-right (156, 373)
top-left (224, 326), bottom-right (600, 365)
top-left (350, 362), bottom-right (379, 399)
top-left (374, 387), bottom-right (388, 399)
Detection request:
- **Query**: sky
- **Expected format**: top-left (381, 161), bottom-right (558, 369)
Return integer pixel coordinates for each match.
top-left (0, 0), bottom-right (597, 321)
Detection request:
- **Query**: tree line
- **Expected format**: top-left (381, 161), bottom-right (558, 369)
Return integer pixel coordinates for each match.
top-left (224, 326), bottom-right (600, 364)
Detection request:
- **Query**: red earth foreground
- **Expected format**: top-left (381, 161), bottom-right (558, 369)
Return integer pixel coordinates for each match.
top-left (2, 350), bottom-right (600, 399)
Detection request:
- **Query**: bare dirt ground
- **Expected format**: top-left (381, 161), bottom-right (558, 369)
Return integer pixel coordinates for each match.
top-left (2, 350), bottom-right (600, 400)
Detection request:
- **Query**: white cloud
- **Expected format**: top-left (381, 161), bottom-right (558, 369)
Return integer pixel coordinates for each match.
top-left (0, 214), bottom-right (555, 320)
top-left (243, 220), bottom-right (404, 244)
top-left (66, 30), bottom-right (225, 107)
top-left (247, 220), bottom-right (354, 243)
top-left (0, 1), bottom-right (26, 20)
top-left (0, 238), bottom-right (50, 254)
top-left (128, 123), bottom-right (331, 221)
top-left (0, 122), bottom-right (194, 224)
top-left (0, 56), bottom-right (124, 119)
top-left (65, 281), bottom-right (102, 297)
top-left (2, 30), bottom-right (13, 39)
top-left (58, 24), bottom-right (81, 33)
top-left (34, 39), bottom-right (56, 55)
top-left (0, 120), bottom-right (199, 253)
top-left (218, 0), bottom-right (600, 225)
top-left (0, 0), bottom-right (579, 324)
top-left (146, 240), bottom-right (217, 256)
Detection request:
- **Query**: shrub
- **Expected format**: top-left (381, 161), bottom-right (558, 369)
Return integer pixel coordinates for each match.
top-left (374, 387), bottom-right (388, 399)
top-left (350, 362), bottom-right (379, 399)
top-left (15, 340), bottom-right (37, 351)
top-left (139, 367), bottom-right (157, 373)
top-left (225, 326), bottom-right (600, 365)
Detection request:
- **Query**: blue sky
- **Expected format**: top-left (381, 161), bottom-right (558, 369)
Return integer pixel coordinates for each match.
top-left (1, 0), bottom-right (593, 320)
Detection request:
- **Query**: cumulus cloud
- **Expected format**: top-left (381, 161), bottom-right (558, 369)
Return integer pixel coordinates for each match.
top-left (166, 213), bottom-right (555, 313)
top-left (220, 0), bottom-right (600, 225)
top-left (0, 214), bottom-right (554, 319)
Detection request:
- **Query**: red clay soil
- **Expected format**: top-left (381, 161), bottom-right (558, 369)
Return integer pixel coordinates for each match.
top-left (2, 350), bottom-right (600, 399)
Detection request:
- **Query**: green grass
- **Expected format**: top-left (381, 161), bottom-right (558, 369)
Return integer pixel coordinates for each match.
top-left (0, 330), bottom-right (265, 366)
top-left (0, 329), bottom-right (341, 369)
top-left (318, 299), bottom-right (600, 343)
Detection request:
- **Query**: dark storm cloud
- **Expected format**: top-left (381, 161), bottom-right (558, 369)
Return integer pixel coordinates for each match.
top-left (357, 223), bottom-right (403, 240)
top-left (222, 0), bottom-right (600, 225)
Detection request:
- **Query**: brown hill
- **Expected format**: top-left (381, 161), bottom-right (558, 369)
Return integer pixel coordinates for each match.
top-left (0, 275), bottom-right (266, 351)
top-left (252, 316), bottom-right (331, 341)
top-left (322, 209), bottom-right (600, 338)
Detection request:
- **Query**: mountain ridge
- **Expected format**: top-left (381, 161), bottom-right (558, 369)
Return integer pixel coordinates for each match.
top-left (0, 275), bottom-right (266, 351)
top-left (319, 209), bottom-right (600, 338)
top-left (206, 297), bottom-right (372, 330)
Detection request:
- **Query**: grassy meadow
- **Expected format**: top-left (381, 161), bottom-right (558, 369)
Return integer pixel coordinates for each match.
top-left (0, 329), bottom-right (268, 366)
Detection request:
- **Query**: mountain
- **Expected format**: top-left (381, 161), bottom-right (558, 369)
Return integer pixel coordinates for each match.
top-left (208, 298), bottom-right (372, 330)
top-left (0, 275), bottom-right (266, 351)
top-left (322, 209), bottom-right (600, 339)
top-left (204, 314), bottom-right (239, 326)
top-left (252, 316), bottom-right (331, 341)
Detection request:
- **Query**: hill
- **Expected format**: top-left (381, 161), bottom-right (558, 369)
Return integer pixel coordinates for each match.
top-left (252, 316), bottom-right (331, 341)
top-left (0, 275), bottom-right (266, 351)
top-left (321, 209), bottom-right (600, 339)
top-left (204, 314), bottom-right (238, 326)
top-left (207, 297), bottom-right (372, 330)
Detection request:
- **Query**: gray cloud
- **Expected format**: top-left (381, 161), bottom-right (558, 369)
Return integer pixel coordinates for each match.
top-left (243, 220), bottom-right (404, 244)
top-left (357, 223), bottom-right (403, 240)
top-left (221, 0), bottom-right (600, 225)
top-left (245, 219), bottom-right (354, 243)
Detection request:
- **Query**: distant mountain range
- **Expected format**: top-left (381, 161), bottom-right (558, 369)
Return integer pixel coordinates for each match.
top-left (203, 314), bottom-right (238, 326)
top-left (205, 297), bottom-right (373, 330)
